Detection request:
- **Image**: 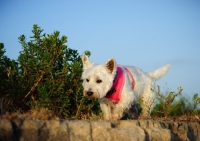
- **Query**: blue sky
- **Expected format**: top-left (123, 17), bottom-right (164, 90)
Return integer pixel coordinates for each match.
top-left (1, 0), bottom-right (200, 98)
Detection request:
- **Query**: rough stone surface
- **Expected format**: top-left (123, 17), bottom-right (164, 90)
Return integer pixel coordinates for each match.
top-left (0, 119), bottom-right (199, 141)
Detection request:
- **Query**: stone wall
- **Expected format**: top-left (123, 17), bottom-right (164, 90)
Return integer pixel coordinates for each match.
top-left (0, 119), bottom-right (199, 141)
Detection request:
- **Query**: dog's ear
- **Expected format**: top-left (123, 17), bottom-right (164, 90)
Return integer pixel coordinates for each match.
top-left (105, 58), bottom-right (116, 74)
top-left (82, 54), bottom-right (93, 70)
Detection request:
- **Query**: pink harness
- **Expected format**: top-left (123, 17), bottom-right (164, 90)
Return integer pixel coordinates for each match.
top-left (105, 66), bottom-right (135, 103)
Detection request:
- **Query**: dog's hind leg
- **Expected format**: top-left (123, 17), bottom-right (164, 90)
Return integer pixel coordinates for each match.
top-left (139, 87), bottom-right (155, 119)
top-left (128, 104), bottom-right (138, 119)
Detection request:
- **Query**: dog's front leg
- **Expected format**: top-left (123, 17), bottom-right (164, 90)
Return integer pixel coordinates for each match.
top-left (99, 100), bottom-right (112, 120)
top-left (112, 91), bottom-right (136, 120)
top-left (111, 104), bottom-right (125, 120)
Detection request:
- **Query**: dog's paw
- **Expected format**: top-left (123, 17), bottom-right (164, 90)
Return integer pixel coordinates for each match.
top-left (139, 114), bottom-right (151, 120)
top-left (111, 113), bottom-right (122, 120)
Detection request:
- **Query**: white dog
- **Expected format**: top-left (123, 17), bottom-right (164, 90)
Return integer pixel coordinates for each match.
top-left (81, 54), bottom-right (170, 120)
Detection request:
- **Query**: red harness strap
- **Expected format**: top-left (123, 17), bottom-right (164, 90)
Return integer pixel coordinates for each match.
top-left (124, 67), bottom-right (135, 89)
top-left (105, 66), bottom-right (125, 102)
top-left (105, 66), bottom-right (135, 103)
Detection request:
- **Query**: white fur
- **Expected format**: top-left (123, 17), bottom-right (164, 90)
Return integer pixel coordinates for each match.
top-left (81, 54), bottom-right (170, 120)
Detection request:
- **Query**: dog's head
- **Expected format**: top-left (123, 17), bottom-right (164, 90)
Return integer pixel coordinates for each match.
top-left (81, 54), bottom-right (117, 99)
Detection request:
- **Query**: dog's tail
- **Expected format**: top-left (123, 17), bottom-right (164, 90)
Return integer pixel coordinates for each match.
top-left (146, 64), bottom-right (170, 80)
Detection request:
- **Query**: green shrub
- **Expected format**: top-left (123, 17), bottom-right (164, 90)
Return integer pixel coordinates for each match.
top-left (177, 93), bottom-right (200, 115)
top-left (151, 86), bottom-right (200, 117)
top-left (151, 86), bottom-right (183, 117)
top-left (0, 25), bottom-right (100, 119)
top-left (0, 43), bottom-right (20, 114)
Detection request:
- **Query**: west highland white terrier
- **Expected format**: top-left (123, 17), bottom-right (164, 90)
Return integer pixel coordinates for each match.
top-left (81, 54), bottom-right (170, 120)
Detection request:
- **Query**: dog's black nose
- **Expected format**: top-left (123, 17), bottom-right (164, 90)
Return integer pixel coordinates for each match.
top-left (87, 91), bottom-right (93, 96)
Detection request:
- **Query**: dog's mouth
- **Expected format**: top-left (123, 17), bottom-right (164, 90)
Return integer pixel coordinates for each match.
top-left (84, 90), bottom-right (99, 99)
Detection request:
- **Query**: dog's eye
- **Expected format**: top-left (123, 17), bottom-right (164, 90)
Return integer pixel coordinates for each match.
top-left (86, 79), bottom-right (89, 82)
top-left (96, 79), bottom-right (102, 83)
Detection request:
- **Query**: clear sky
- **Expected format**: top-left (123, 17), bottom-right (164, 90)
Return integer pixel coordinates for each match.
top-left (1, 0), bottom-right (200, 98)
